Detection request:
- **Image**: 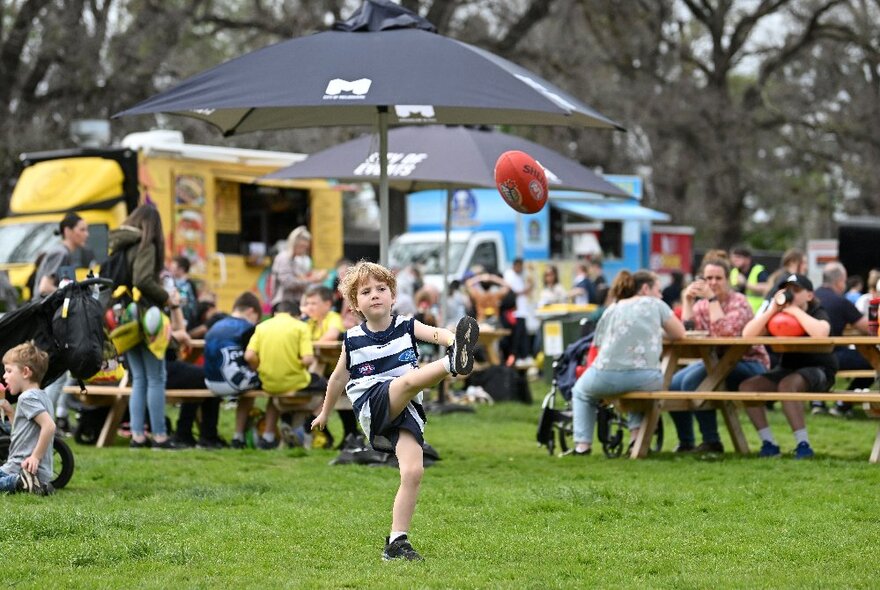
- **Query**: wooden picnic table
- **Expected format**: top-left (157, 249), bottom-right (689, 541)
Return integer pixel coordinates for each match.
top-left (477, 326), bottom-right (510, 366)
top-left (622, 335), bottom-right (880, 461)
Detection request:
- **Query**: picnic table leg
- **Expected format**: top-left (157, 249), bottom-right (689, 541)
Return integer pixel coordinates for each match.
top-left (871, 424), bottom-right (880, 464)
top-left (97, 395), bottom-right (127, 448)
top-left (720, 401), bottom-right (750, 455)
top-left (630, 401), bottom-right (661, 459)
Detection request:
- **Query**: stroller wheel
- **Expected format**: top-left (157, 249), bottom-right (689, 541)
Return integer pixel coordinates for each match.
top-left (602, 423), bottom-right (625, 458)
top-left (597, 405), bottom-right (625, 458)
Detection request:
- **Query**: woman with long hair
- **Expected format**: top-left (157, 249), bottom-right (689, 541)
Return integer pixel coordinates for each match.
top-left (108, 204), bottom-right (176, 449)
top-left (538, 264), bottom-right (567, 308)
top-left (271, 226), bottom-right (326, 307)
top-left (569, 270), bottom-right (686, 455)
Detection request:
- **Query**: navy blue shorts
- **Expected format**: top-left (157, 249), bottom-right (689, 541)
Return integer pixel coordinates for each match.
top-left (352, 381), bottom-right (426, 454)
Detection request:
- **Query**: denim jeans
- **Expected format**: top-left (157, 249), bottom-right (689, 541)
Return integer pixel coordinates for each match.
top-left (44, 373), bottom-right (66, 418)
top-left (571, 367), bottom-right (663, 443)
top-left (0, 469), bottom-right (19, 493)
top-left (669, 360), bottom-right (765, 445)
top-left (126, 342), bottom-right (168, 437)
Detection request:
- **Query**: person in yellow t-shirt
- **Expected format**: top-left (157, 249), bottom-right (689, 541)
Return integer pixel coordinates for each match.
top-left (239, 300), bottom-right (325, 449)
top-left (303, 285), bottom-right (344, 343)
top-left (302, 284), bottom-right (356, 446)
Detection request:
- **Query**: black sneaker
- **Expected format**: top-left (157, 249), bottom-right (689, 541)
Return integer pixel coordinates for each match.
top-left (197, 436), bottom-right (229, 450)
top-left (230, 438), bottom-right (247, 449)
top-left (257, 437), bottom-right (279, 450)
top-left (172, 435), bottom-right (197, 449)
top-left (382, 535), bottom-right (423, 561)
top-left (151, 438), bottom-right (183, 450)
top-left (447, 316), bottom-right (480, 376)
top-left (674, 442), bottom-right (696, 453)
top-left (695, 441), bottom-right (724, 454)
top-left (129, 438), bottom-right (151, 449)
top-left (17, 470), bottom-right (47, 495)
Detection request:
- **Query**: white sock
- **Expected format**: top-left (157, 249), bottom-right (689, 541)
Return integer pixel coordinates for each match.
top-left (442, 356), bottom-right (451, 373)
top-left (793, 429), bottom-right (809, 445)
top-left (758, 427), bottom-right (776, 444)
top-left (233, 433), bottom-right (244, 441)
top-left (389, 531), bottom-right (407, 543)
top-left (262, 432), bottom-right (276, 443)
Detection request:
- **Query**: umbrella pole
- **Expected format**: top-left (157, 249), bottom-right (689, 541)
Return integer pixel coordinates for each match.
top-left (441, 188), bottom-right (452, 328)
top-left (378, 106), bottom-right (390, 265)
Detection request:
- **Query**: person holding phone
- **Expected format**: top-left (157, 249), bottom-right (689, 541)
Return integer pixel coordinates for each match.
top-left (670, 256), bottom-right (769, 454)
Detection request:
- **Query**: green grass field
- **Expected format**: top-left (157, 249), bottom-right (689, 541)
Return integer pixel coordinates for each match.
top-left (5, 390), bottom-right (880, 589)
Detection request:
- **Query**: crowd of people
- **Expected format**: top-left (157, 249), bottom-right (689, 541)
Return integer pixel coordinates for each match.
top-left (4, 217), bottom-right (878, 465)
top-left (571, 245), bottom-right (880, 461)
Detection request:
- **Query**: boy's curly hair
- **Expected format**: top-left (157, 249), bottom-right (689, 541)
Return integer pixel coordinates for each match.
top-left (340, 261), bottom-right (397, 320)
top-left (3, 341), bottom-right (49, 383)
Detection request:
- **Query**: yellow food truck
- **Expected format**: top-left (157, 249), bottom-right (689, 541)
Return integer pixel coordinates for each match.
top-left (0, 130), bottom-right (344, 310)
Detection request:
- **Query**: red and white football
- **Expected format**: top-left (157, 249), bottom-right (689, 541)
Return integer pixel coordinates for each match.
top-left (494, 150), bottom-right (548, 214)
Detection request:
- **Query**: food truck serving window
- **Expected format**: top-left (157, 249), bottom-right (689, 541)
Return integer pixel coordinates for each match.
top-left (216, 183), bottom-right (309, 255)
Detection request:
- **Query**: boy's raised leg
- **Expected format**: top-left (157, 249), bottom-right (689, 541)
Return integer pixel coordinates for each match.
top-left (388, 317), bottom-right (481, 418)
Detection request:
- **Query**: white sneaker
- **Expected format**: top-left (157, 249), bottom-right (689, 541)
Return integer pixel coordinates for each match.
top-left (514, 356), bottom-right (535, 369)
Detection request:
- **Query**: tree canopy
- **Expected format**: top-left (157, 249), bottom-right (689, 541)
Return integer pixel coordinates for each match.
top-left (2, 0), bottom-right (877, 249)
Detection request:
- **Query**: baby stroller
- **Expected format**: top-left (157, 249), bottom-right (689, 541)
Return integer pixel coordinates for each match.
top-left (0, 276), bottom-right (113, 488)
top-left (536, 322), bottom-right (664, 458)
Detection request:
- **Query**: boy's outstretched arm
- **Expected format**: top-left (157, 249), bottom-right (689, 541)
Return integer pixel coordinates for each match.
top-left (21, 412), bottom-right (55, 475)
top-left (312, 344), bottom-right (350, 431)
top-left (413, 319), bottom-right (454, 347)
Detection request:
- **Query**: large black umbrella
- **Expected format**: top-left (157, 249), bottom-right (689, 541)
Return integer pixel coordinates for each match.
top-left (116, 0), bottom-right (623, 263)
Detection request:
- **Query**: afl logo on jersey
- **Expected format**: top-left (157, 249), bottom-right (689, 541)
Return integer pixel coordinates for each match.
top-left (358, 363), bottom-right (376, 376)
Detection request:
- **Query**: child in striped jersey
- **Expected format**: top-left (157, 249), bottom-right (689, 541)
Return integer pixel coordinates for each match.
top-left (311, 261), bottom-right (479, 561)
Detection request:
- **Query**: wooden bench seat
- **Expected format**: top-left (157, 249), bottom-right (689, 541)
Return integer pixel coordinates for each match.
top-left (63, 384), bottom-right (324, 448)
top-left (606, 390), bottom-right (880, 463)
top-left (836, 370), bottom-right (877, 381)
top-left (617, 391), bottom-right (880, 403)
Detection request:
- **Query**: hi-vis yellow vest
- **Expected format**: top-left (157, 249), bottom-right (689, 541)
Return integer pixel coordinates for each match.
top-left (730, 264), bottom-right (766, 312)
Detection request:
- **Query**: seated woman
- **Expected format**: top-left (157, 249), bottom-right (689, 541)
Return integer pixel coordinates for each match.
top-left (570, 270), bottom-right (685, 455)
top-left (669, 256), bottom-right (770, 454)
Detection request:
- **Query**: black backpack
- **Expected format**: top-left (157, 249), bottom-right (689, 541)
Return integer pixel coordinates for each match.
top-left (99, 246), bottom-right (133, 296)
top-left (52, 282), bottom-right (106, 381)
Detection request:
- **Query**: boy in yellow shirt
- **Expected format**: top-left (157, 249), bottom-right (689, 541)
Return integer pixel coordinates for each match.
top-left (236, 300), bottom-right (324, 449)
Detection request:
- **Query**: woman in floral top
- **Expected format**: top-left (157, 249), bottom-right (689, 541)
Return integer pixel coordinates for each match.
top-left (669, 256), bottom-right (770, 454)
top-left (570, 270), bottom-right (686, 455)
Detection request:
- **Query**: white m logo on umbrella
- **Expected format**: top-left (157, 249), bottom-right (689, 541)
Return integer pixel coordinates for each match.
top-left (325, 78), bottom-right (372, 96)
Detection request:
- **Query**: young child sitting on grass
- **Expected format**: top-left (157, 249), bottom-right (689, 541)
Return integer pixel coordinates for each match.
top-left (0, 341), bottom-right (56, 495)
top-left (311, 261), bottom-right (479, 561)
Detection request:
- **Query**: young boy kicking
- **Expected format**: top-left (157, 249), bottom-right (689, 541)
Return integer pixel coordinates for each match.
top-left (311, 261), bottom-right (479, 561)
top-left (0, 341), bottom-right (56, 495)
